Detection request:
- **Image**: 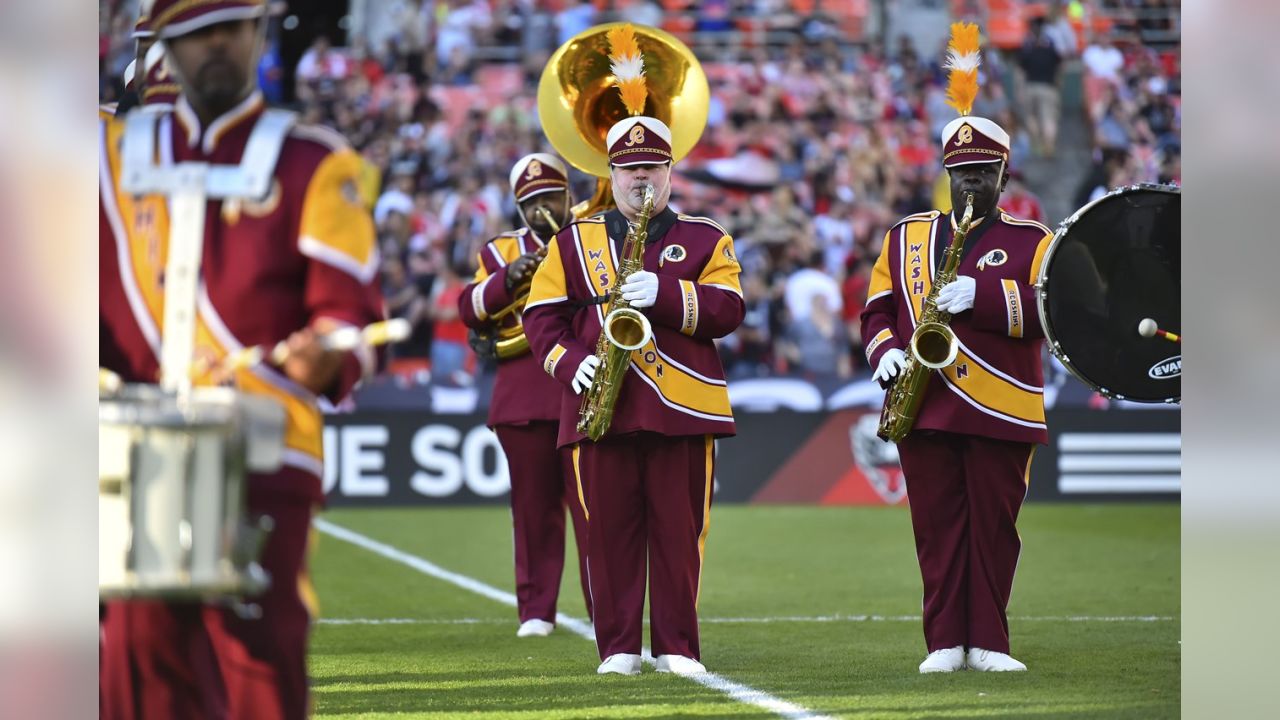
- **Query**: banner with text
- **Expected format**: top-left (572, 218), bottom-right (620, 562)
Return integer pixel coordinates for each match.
top-left (321, 408), bottom-right (1179, 506)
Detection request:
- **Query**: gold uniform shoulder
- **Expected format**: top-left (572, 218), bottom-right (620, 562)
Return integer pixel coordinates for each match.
top-left (890, 210), bottom-right (942, 230)
top-left (998, 211), bottom-right (1054, 238)
top-left (676, 213), bottom-right (731, 238)
top-left (288, 122), bottom-right (350, 154)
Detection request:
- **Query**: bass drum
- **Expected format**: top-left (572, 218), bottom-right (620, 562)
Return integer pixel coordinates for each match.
top-left (1036, 184), bottom-right (1180, 403)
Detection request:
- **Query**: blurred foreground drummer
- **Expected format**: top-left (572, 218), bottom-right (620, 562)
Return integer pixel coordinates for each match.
top-left (99, 1), bottom-right (382, 716)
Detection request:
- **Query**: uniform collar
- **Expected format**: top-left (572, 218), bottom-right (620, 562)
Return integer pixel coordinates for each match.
top-left (174, 89), bottom-right (265, 155)
top-left (604, 206), bottom-right (678, 246)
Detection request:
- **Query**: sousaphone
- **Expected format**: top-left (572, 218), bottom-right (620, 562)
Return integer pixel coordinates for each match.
top-left (537, 23), bottom-right (709, 217)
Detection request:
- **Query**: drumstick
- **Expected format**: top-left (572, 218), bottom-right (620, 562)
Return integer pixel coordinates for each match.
top-left (219, 319), bottom-right (412, 373)
top-left (1137, 318), bottom-right (1181, 344)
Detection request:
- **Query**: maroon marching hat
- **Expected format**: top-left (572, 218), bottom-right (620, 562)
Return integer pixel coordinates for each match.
top-left (941, 116), bottom-right (1011, 168)
top-left (508, 153), bottom-right (570, 202)
top-left (606, 116), bottom-right (674, 167)
top-left (150, 0), bottom-right (267, 40)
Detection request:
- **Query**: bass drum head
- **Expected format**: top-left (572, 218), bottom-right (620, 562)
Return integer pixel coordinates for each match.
top-left (1038, 185), bottom-right (1180, 402)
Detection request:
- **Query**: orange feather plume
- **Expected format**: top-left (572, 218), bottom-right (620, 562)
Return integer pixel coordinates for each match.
top-left (607, 25), bottom-right (648, 116)
top-left (943, 22), bottom-right (982, 116)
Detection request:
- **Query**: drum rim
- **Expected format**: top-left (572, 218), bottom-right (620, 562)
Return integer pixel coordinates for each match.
top-left (1035, 183), bottom-right (1181, 403)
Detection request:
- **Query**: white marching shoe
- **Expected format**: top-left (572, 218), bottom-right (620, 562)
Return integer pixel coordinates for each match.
top-left (654, 655), bottom-right (707, 675)
top-left (966, 648), bottom-right (1027, 672)
top-left (919, 646), bottom-right (966, 674)
top-left (597, 653), bottom-right (643, 675)
top-left (516, 619), bottom-right (555, 638)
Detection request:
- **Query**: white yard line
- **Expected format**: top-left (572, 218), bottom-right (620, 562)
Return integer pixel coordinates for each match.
top-left (319, 614), bottom-right (1176, 626)
top-left (316, 518), bottom-right (835, 720)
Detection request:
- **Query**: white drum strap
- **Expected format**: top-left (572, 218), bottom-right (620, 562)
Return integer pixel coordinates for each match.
top-left (120, 108), bottom-right (297, 395)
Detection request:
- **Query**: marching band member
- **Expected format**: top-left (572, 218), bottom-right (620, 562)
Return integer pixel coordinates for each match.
top-left (522, 115), bottom-right (744, 676)
top-left (458, 152), bottom-right (593, 636)
top-left (99, 1), bottom-right (382, 716)
top-left (861, 23), bottom-right (1053, 674)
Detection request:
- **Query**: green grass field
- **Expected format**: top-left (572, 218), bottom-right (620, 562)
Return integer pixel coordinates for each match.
top-left (309, 504), bottom-right (1179, 719)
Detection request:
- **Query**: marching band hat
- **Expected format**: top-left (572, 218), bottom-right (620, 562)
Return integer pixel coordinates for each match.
top-left (606, 116), bottom-right (673, 167)
top-left (141, 41), bottom-right (180, 107)
top-left (133, 1), bottom-right (156, 39)
top-left (509, 153), bottom-right (569, 202)
top-left (150, 0), bottom-right (267, 40)
top-left (940, 115), bottom-right (1010, 168)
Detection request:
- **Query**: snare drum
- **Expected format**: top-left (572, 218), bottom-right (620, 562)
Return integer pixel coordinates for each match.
top-left (1036, 184), bottom-right (1180, 403)
top-left (99, 385), bottom-right (283, 599)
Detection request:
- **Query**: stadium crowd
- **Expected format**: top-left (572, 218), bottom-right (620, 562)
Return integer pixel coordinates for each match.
top-left (99, 0), bottom-right (1179, 389)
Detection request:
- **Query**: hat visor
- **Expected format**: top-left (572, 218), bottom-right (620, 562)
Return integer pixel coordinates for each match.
top-left (514, 184), bottom-right (569, 203)
top-left (943, 152), bottom-right (1007, 169)
top-left (158, 6), bottom-right (266, 39)
top-left (610, 151), bottom-right (673, 168)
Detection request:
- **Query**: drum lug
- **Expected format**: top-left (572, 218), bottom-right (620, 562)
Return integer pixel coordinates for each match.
top-left (230, 601), bottom-right (263, 620)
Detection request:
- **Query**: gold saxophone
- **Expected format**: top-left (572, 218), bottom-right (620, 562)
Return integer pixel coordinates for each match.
top-left (577, 184), bottom-right (656, 441)
top-left (877, 193), bottom-right (975, 442)
top-left (489, 207), bottom-right (559, 360)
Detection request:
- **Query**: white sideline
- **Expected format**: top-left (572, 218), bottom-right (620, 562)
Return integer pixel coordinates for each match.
top-left (319, 614), bottom-right (1176, 626)
top-left (315, 519), bottom-right (835, 720)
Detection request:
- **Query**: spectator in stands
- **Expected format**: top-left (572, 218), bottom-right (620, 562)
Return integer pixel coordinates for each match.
top-left (1017, 16), bottom-right (1065, 157)
top-left (785, 250), bottom-right (842, 325)
top-left (1002, 170), bottom-right (1046, 224)
top-left (427, 261), bottom-right (472, 386)
top-left (555, 0), bottom-right (596, 45)
top-left (296, 34), bottom-right (351, 102)
top-left (778, 294), bottom-right (852, 381)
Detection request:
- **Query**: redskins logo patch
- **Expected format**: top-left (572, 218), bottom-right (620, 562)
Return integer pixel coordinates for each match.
top-left (661, 244), bottom-right (687, 265)
top-left (977, 248), bottom-right (1008, 271)
top-left (722, 245), bottom-right (738, 264)
top-left (524, 160), bottom-right (543, 180)
top-left (954, 124), bottom-right (974, 146)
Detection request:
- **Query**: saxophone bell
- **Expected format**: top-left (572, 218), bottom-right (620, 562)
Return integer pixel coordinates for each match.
top-left (604, 308), bottom-right (652, 351)
top-left (909, 322), bottom-right (959, 369)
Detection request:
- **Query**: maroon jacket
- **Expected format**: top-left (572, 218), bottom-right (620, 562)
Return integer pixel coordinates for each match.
top-left (861, 209), bottom-right (1054, 445)
top-left (523, 208), bottom-right (745, 448)
top-left (99, 92), bottom-right (384, 500)
top-left (458, 227), bottom-right (564, 427)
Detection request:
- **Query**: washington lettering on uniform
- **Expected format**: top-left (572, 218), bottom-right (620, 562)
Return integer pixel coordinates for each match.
top-left (862, 208), bottom-right (1053, 444)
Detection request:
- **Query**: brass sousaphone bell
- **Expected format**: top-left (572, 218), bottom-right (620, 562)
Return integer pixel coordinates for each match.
top-left (537, 23), bottom-right (710, 217)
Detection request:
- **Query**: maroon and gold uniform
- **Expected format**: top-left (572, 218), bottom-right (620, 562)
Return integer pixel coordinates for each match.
top-left (861, 105), bottom-right (1052, 665)
top-left (862, 209), bottom-right (1052, 445)
top-left (523, 203), bottom-right (744, 662)
top-left (458, 223), bottom-right (593, 625)
top-left (99, 86), bottom-right (381, 718)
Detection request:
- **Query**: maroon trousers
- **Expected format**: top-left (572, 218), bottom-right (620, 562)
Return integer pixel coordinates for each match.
top-left (494, 422), bottom-right (592, 623)
top-left (898, 431), bottom-right (1036, 654)
top-left (100, 477), bottom-right (315, 720)
top-left (572, 433), bottom-right (714, 660)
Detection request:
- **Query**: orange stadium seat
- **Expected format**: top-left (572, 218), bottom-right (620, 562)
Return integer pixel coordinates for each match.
top-left (661, 16), bottom-right (695, 42)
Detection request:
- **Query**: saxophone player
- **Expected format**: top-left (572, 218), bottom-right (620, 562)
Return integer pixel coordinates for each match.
top-left (523, 116), bottom-right (744, 676)
top-left (457, 153), bottom-right (593, 636)
top-left (861, 38), bottom-right (1055, 670)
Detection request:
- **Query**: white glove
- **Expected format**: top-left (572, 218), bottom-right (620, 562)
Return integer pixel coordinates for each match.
top-left (572, 355), bottom-right (600, 395)
top-left (873, 348), bottom-right (908, 384)
top-left (936, 275), bottom-right (976, 313)
top-left (619, 270), bottom-right (659, 309)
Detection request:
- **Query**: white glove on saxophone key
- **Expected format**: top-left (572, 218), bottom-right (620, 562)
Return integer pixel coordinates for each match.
top-left (936, 275), bottom-right (976, 313)
top-left (873, 348), bottom-right (908, 384)
top-left (619, 271), bottom-right (659, 309)
top-left (572, 355), bottom-right (600, 395)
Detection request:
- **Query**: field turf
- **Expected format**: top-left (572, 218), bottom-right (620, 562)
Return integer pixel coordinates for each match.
top-left (309, 504), bottom-right (1179, 719)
